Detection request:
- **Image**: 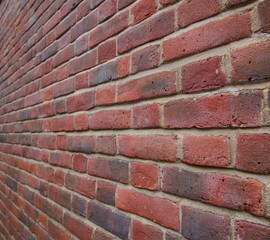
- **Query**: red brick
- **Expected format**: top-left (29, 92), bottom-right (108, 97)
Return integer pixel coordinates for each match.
top-left (118, 10), bottom-right (174, 54)
top-left (72, 194), bottom-right (87, 217)
top-left (54, 169), bottom-right (65, 186)
top-left (73, 154), bottom-right (88, 173)
top-left (68, 50), bottom-right (97, 75)
top-left (64, 213), bottom-right (93, 240)
top-left (96, 180), bottom-right (116, 206)
top-left (131, 162), bottom-right (159, 190)
top-left (71, 10), bottom-right (98, 42)
top-left (66, 91), bottom-right (95, 113)
top-left (57, 64), bottom-right (69, 81)
top-left (133, 220), bottom-right (163, 240)
top-left (57, 135), bottom-right (66, 150)
top-left (159, 0), bottom-right (178, 5)
top-left (52, 115), bottom-right (74, 132)
top-left (52, 78), bottom-right (74, 98)
top-left (117, 71), bottom-right (177, 103)
top-left (163, 13), bottom-right (251, 61)
top-left (131, 45), bottom-right (159, 74)
top-left (118, 56), bottom-right (130, 77)
top-left (182, 206), bottom-right (231, 240)
top-left (178, 0), bottom-right (221, 28)
top-left (36, 164), bottom-right (54, 182)
top-left (48, 185), bottom-right (72, 210)
top-left (183, 136), bottom-right (230, 167)
top-left (37, 135), bottom-right (56, 149)
top-left (76, 0), bottom-right (91, 21)
top-left (74, 113), bottom-right (89, 131)
top-left (162, 167), bottom-right (264, 216)
top-left (96, 85), bottom-right (116, 106)
top-left (118, 0), bottom-right (135, 9)
top-left (227, 0), bottom-right (252, 7)
top-left (96, 135), bottom-right (117, 155)
top-left (231, 40), bottom-right (270, 83)
top-left (235, 221), bottom-right (270, 240)
top-left (94, 229), bottom-right (114, 240)
top-left (66, 135), bottom-right (95, 153)
top-left (74, 34), bottom-right (88, 56)
top-left (131, 0), bottom-right (157, 25)
top-left (98, 39), bottom-right (116, 64)
top-left (181, 56), bottom-right (226, 93)
top-left (116, 188), bottom-right (179, 230)
top-left (258, 0), bottom-right (270, 33)
top-left (236, 134), bottom-right (270, 174)
top-left (118, 135), bottom-right (177, 162)
top-left (90, 11), bottom-right (129, 47)
top-left (133, 103), bottom-right (160, 128)
top-left (88, 157), bottom-right (129, 183)
top-left (89, 110), bottom-right (131, 129)
top-left (48, 220), bottom-right (71, 240)
top-left (99, 0), bottom-right (117, 23)
top-left (164, 90), bottom-right (262, 128)
top-left (75, 72), bottom-right (89, 90)
top-left (66, 172), bottom-right (96, 198)
top-left (50, 152), bottom-right (72, 168)
top-left (53, 45), bottom-right (74, 68)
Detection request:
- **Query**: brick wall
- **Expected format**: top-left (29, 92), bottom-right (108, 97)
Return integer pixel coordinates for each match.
top-left (0, 0), bottom-right (269, 239)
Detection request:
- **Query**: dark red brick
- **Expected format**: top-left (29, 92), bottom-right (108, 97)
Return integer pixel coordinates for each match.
top-left (96, 135), bottom-right (117, 155)
top-left (96, 180), bottom-right (116, 206)
top-left (235, 221), bottom-right (270, 240)
top-left (133, 220), bottom-right (163, 240)
top-left (131, 0), bottom-right (157, 25)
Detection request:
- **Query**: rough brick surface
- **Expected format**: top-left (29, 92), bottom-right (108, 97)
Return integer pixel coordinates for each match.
top-left (0, 0), bottom-right (268, 239)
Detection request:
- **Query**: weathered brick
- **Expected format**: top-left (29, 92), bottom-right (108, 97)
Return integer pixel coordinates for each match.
top-left (118, 135), bottom-right (177, 162)
top-left (131, 0), bottom-right (157, 25)
top-left (48, 185), bottom-right (72, 210)
top-left (75, 72), bottom-right (88, 90)
top-left (178, 0), bottom-right (221, 28)
top-left (182, 206), bottom-right (231, 240)
top-left (118, 0), bottom-right (135, 9)
top-left (48, 220), bottom-right (71, 240)
top-left (37, 135), bottom-right (56, 150)
top-left (90, 11), bottom-right (129, 47)
top-left (64, 213), bottom-right (93, 240)
top-left (117, 71), bottom-right (177, 103)
top-left (89, 110), bottom-right (131, 129)
top-left (88, 201), bottom-right (130, 239)
top-left (131, 45), bottom-right (159, 74)
top-left (96, 180), bottom-right (116, 206)
top-left (54, 169), bottom-right (65, 186)
top-left (164, 91), bottom-right (262, 128)
top-left (74, 113), bottom-right (89, 131)
top-left (68, 50), bottom-right (97, 75)
top-left (133, 103), bottom-right (160, 128)
top-left (52, 78), bottom-right (74, 99)
top-left (227, 0), bottom-right (252, 7)
top-left (235, 221), bottom-right (270, 240)
top-left (96, 85), bottom-right (116, 106)
top-left (94, 229), bottom-right (115, 240)
top-left (98, 39), bottom-right (116, 64)
top-left (162, 167), bottom-right (264, 216)
top-left (66, 172), bottom-right (96, 198)
top-left (72, 195), bottom-right (87, 217)
top-left (98, 0), bottom-right (117, 23)
top-left (181, 56), bottom-right (226, 93)
top-left (133, 220), bottom-right (163, 240)
top-left (74, 34), bottom-right (88, 56)
top-left (52, 115), bottom-right (74, 132)
top-left (88, 157), bottom-right (129, 183)
top-left (66, 135), bottom-right (95, 153)
top-left (118, 10), bottom-right (174, 54)
top-left (165, 232), bottom-right (183, 240)
top-left (131, 162), bottom-right (159, 190)
top-left (50, 152), bottom-right (72, 168)
top-left (116, 188), bottom-right (179, 230)
top-left (53, 45), bottom-right (74, 68)
top-left (73, 154), bottom-right (88, 173)
top-left (163, 13), bottom-right (251, 61)
top-left (258, 0), bottom-right (270, 33)
top-left (66, 91), bottom-right (95, 113)
top-left (96, 135), bottom-right (117, 155)
top-left (183, 136), bottom-right (230, 167)
top-left (236, 134), bottom-right (270, 173)
top-left (231, 40), bottom-right (270, 83)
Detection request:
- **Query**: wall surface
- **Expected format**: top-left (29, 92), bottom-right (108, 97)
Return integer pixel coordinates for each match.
top-left (0, 0), bottom-right (270, 239)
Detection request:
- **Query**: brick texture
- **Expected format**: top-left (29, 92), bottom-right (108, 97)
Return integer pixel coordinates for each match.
top-left (0, 0), bottom-right (269, 239)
